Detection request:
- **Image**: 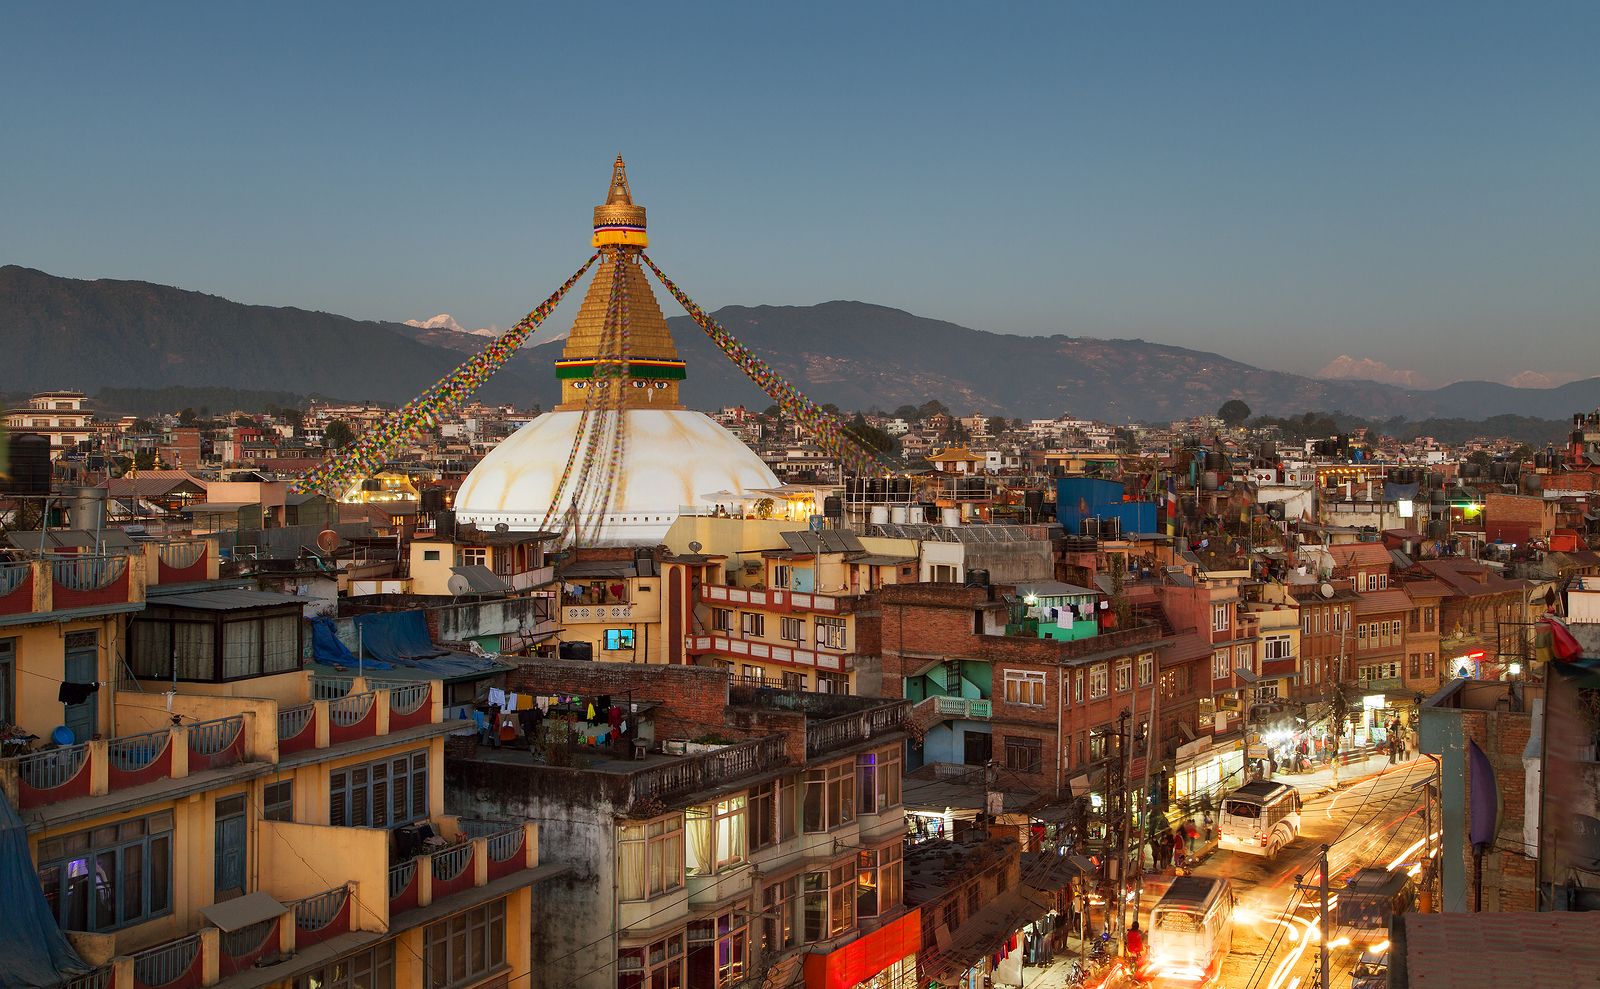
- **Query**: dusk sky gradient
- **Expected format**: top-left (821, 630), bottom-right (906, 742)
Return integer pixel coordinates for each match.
top-left (4, 2), bottom-right (1596, 386)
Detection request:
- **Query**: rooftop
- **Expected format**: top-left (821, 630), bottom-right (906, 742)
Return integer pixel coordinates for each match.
top-left (1400, 912), bottom-right (1600, 988)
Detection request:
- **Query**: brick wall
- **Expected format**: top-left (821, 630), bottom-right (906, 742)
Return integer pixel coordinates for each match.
top-left (1458, 707), bottom-right (1538, 911)
top-left (504, 658), bottom-right (730, 741)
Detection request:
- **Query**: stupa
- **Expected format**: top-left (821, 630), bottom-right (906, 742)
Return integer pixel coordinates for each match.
top-left (452, 158), bottom-right (779, 544)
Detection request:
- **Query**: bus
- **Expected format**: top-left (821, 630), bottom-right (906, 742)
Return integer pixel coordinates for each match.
top-left (1217, 780), bottom-right (1302, 859)
top-left (1335, 867), bottom-right (1414, 934)
top-left (1146, 876), bottom-right (1235, 986)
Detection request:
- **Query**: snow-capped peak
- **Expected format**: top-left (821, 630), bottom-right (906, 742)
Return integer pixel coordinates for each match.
top-left (405, 314), bottom-right (500, 337)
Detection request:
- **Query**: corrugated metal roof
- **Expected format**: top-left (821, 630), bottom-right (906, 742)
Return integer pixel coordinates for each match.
top-left (147, 588), bottom-right (307, 611)
top-left (449, 565), bottom-right (508, 594)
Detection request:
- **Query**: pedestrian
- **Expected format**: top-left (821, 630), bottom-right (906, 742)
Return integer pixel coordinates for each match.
top-left (1297, 738), bottom-right (1310, 772)
top-left (1185, 820), bottom-right (1199, 854)
top-left (1171, 828), bottom-right (1186, 869)
top-left (1387, 733), bottom-right (1398, 765)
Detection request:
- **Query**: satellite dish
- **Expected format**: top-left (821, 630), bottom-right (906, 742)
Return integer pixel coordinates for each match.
top-left (495, 522), bottom-right (510, 533)
top-left (1319, 582), bottom-right (1335, 599)
top-left (688, 541), bottom-right (703, 554)
top-left (447, 573), bottom-right (474, 596)
top-left (316, 529), bottom-right (341, 554)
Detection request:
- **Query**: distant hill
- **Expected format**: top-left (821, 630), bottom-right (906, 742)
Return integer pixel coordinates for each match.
top-left (6, 266), bottom-right (1597, 422)
top-left (0, 265), bottom-right (536, 404)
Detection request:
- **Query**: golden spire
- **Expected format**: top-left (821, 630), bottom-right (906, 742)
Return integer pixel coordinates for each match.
top-left (592, 155), bottom-right (647, 249)
top-left (605, 155), bottom-right (633, 205)
top-left (558, 157), bottom-right (684, 410)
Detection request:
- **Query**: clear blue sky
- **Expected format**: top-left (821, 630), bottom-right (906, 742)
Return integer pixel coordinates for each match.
top-left (4, 2), bottom-right (1596, 386)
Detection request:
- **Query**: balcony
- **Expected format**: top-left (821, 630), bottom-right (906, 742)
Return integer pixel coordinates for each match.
top-left (806, 703), bottom-right (908, 757)
top-left (918, 695), bottom-right (993, 721)
top-left (700, 584), bottom-right (845, 614)
top-left (627, 736), bottom-right (787, 806)
top-left (562, 602), bottom-right (636, 624)
top-left (0, 555), bottom-right (143, 621)
top-left (686, 633), bottom-right (854, 672)
top-left (0, 675), bottom-right (446, 813)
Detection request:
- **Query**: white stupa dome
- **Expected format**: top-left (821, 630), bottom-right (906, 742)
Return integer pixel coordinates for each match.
top-left (453, 408), bottom-right (778, 544)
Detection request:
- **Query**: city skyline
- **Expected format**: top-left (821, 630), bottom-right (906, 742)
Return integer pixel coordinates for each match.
top-left (3, 2), bottom-right (1597, 386)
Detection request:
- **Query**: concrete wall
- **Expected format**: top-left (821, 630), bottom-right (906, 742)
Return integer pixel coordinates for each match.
top-left (446, 756), bottom-right (619, 989)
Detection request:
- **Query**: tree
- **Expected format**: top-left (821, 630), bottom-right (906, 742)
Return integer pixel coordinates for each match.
top-left (323, 420), bottom-right (355, 449)
top-left (234, 415), bottom-right (255, 427)
top-left (986, 416), bottom-right (1008, 437)
top-left (178, 407), bottom-right (198, 426)
top-left (892, 404), bottom-right (919, 420)
top-left (1467, 449), bottom-right (1492, 467)
top-left (1218, 400), bottom-right (1252, 426)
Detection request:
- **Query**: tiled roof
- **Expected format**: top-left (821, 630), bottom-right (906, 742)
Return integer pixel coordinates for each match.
top-left (1402, 912), bottom-right (1600, 988)
top-left (1355, 589), bottom-right (1414, 614)
top-left (1402, 579), bottom-right (1454, 599)
top-left (1328, 542), bottom-right (1393, 568)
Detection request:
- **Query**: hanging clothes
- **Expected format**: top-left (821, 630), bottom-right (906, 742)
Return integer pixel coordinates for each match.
top-left (487, 687), bottom-right (507, 708)
top-left (57, 682), bottom-right (99, 705)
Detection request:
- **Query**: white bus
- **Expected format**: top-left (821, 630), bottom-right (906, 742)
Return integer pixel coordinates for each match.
top-left (1218, 779), bottom-right (1302, 859)
top-left (1146, 876), bottom-right (1235, 987)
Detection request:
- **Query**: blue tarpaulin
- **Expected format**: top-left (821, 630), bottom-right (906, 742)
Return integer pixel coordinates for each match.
top-left (309, 613), bottom-right (505, 681)
top-left (1, 797), bottom-right (88, 988)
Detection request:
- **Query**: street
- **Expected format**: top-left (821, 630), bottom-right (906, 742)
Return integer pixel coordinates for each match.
top-left (1203, 757), bottom-right (1433, 989)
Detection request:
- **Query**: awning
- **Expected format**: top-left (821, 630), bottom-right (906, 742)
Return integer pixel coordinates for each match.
top-left (920, 885), bottom-right (1055, 982)
top-left (449, 565), bottom-right (509, 595)
top-left (1234, 667), bottom-right (1262, 683)
top-left (201, 891), bottom-right (286, 932)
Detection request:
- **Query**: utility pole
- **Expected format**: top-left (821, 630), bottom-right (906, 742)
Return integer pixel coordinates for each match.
top-left (1295, 845), bottom-right (1333, 989)
top-left (1116, 707), bottom-right (1133, 942)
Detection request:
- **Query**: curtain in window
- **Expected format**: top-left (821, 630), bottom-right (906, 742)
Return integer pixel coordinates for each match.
top-left (618, 827), bottom-right (645, 900)
top-left (685, 806), bottom-right (715, 876)
top-left (222, 620), bottom-right (261, 678)
top-left (174, 622), bottom-right (215, 679)
top-left (716, 798), bottom-right (746, 868)
top-left (261, 616), bottom-right (299, 673)
top-left (131, 621), bottom-right (169, 677)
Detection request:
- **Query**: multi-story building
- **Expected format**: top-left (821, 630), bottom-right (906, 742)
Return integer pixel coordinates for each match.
top-left (6, 391), bottom-right (96, 454)
top-left (1413, 558), bottom-right (1530, 681)
top-left (445, 660), bottom-right (915, 989)
top-left (1289, 583), bottom-right (1358, 707)
top-left (2, 538), bottom-right (553, 989)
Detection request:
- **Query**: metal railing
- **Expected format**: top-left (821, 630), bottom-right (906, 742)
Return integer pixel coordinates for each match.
top-left (388, 682), bottom-right (430, 715)
top-left (278, 703), bottom-right (314, 740)
top-left (51, 555), bottom-right (127, 590)
top-left (131, 932), bottom-right (201, 988)
top-left (108, 728), bottom-right (169, 771)
top-left (628, 735), bottom-right (787, 806)
top-left (485, 827), bottom-right (525, 863)
top-left (388, 859), bottom-right (417, 899)
top-left (805, 703), bottom-right (907, 757)
top-left (0, 561), bottom-right (29, 596)
top-left (219, 918), bottom-right (277, 959)
top-left (292, 886), bottom-right (350, 932)
top-left (188, 715), bottom-right (243, 755)
top-left (329, 692), bottom-right (375, 727)
top-left (311, 676), bottom-right (354, 700)
top-left (63, 968), bottom-right (112, 989)
top-left (431, 842), bottom-right (473, 883)
top-left (12, 744), bottom-right (89, 789)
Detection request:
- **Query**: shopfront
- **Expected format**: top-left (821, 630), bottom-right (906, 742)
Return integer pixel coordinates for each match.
top-left (1170, 736), bottom-right (1245, 814)
top-left (802, 907), bottom-right (920, 989)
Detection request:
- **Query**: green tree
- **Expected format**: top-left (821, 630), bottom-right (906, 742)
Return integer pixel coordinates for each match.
top-left (1467, 450), bottom-right (1492, 467)
top-left (1218, 400), bottom-right (1252, 426)
top-left (234, 415), bottom-right (255, 427)
top-left (892, 404), bottom-right (919, 420)
top-left (986, 416), bottom-right (1008, 437)
top-left (323, 420), bottom-right (355, 449)
top-left (178, 407), bottom-right (198, 426)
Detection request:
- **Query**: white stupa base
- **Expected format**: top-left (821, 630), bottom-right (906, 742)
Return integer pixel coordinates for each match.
top-left (453, 408), bottom-right (779, 545)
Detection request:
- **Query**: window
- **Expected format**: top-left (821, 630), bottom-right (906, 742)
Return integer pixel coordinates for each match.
top-left (782, 671), bottom-right (807, 690)
top-left (1137, 652), bottom-right (1154, 687)
top-left (803, 862), bottom-right (856, 942)
top-left (686, 796), bottom-right (747, 876)
top-left (0, 637), bottom-right (13, 726)
top-left (37, 811), bottom-right (174, 932)
top-left (857, 843), bottom-right (903, 918)
top-left (618, 933), bottom-right (684, 989)
top-left (619, 815), bottom-right (684, 901)
top-left (1255, 682), bottom-right (1280, 700)
top-left (930, 564), bottom-right (958, 583)
top-left (856, 748), bottom-right (901, 813)
top-left (330, 750), bottom-right (428, 828)
top-left (772, 565), bottom-right (793, 590)
top-left (422, 550), bottom-right (441, 562)
top-left (780, 617), bottom-right (803, 642)
top-left (1264, 635), bottom-right (1293, 661)
top-left (1005, 736), bottom-right (1042, 773)
top-left (1424, 652), bottom-right (1436, 676)
top-left (688, 903), bottom-right (748, 988)
top-left (1409, 653), bottom-right (1421, 679)
top-left (713, 608), bottom-right (733, 632)
top-left (1002, 670), bottom-right (1046, 707)
top-left (1212, 651), bottom-right (1231, 681)
top-left (762, 877), bottom-right (800, 954)
top-left (750, 780), bottom-right (791, 851)
top-left (459, 547), bottom-right (488, 568)
top-left (1358, 623), bottom-right (1368, 646)
top-left (1089, 726), bottom-right (1112, 762)
top-left (815, 617), bottom-right (847, 650)
top-left (1424, 607), bottom-right (1436, 631)
top-left (1073, 671), bottom-right (1084, 703)
top-left (264, 780), bottom-right (294, 822)
top-left (424, 900), bottom-right (506, 989)
top-left (741, 613), bottom-right (765, 637)
top-left (293, 942), bottom-right (395, 989)
top-left (1303, 614), bottom-right (1313, 636)
top-left (1088, 664), bottom-right (1108, 698)
top-left (605, 628), bottom-right (636, 651)
top-left (803, 762), bottom-right (855, 832)
top-left (816, 671), bottom-right (849, 695)
top-left (1115, 659), bottom-right (1132, 692)
top-left (1212, 604), bottom-right (1230, 632)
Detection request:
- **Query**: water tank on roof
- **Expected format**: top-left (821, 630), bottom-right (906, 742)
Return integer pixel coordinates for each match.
top-left (1460, 463), bottom-right (1481, 478)
top-left (69, 486), bottom-right (106, 531)
top-left (1023, 489), bottom-right (1044, 514)
top-left (965, 568), bottom-right (990, 588)
top-left (1201, 471), bottom-right (1219, 490)
top-left (5, 432), bottom-right (51, 496)
top-left (1523, 473), bottom-right (1542, 493)
top-left (940, 507), bottom-right (961, 527)
top-left (1205, 451), bottom-right (1227, 471)
top-left (890, 505), bottom-right (909, 524)
top-left (869, 505), bottom-right (889, 525)
top-left (822, 496), bottom-right (842, 517)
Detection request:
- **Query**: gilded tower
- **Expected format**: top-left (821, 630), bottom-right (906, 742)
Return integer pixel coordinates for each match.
top-left (553, 157), bottom-right (687, 410)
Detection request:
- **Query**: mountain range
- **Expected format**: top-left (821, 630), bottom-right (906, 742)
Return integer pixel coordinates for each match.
top-left (4, 264), bottom-right (1598, 424)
